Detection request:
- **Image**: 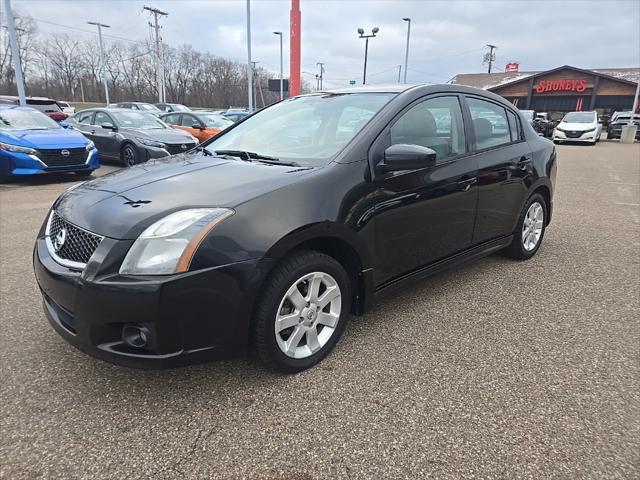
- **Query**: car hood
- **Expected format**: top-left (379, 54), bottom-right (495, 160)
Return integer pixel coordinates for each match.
top-left (123, 127), bottom-right (196, 143)
top-left (558, 122), bottom-right (596, 131)
top-left (54, 152), bottom-right (317, 239)
top-left (1, 128), bottom-right (89, 148)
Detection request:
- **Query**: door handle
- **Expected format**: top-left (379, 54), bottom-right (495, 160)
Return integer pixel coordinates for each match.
top-left (517, 156), bottom-right (532, 169)
top-left (457, 177), bottom-right (477, 192)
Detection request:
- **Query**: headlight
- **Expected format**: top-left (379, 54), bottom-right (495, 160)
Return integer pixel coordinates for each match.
top-left (582, 127), bottom-right (596, 133)
top-left (0, 141), bottom-right (38, 155)
top-left (555, 128), bottom-right (565, 133)
top-left (85, 141), bottom-right (95, 151)
top-left (119, 208), bottom-right (234, 275)
top-left (135, 137), bottom-right (166, 149)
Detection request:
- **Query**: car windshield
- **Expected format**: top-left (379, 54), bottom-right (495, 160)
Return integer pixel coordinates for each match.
top-left (0, 108), bottom-right (60, 130)
top-left (520, 110), bottom-right (534, 120)
top-left (139, 104), bottom-right (160, 112)
top-left (201, 114), bottom-right (233, 129)
top-left (171, 104), bottom-right (190, 111)
top-left (563, 112), bottom-right (595, 123)
top-left (28, 102), bottom-right (62, 113)
top-left (204, 93), bottom-right (395, 163)
top-left (110, 111), bottom-right (167, 129)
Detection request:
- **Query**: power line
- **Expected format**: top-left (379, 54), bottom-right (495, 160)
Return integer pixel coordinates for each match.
top-left (25, 16), bottom-right (147, 44)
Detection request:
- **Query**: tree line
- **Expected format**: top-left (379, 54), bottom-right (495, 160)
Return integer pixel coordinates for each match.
top-left (1, 13), bottom-right (294, 109)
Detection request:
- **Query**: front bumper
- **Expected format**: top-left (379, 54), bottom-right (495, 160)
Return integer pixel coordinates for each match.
top-left (553, 129), bottom-right (597, 143)
top-left (33, 236), bottom-right (271, 368)
top-left (0, 148), bottom-right (99, 176)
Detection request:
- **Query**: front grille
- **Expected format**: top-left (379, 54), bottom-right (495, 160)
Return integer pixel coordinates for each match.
top-left (37, 148), bottom-right (87, 167)
top-left (165, 142), bottom-right (196, 155)
top-left (47, 212), bottom-right (103, 267)
top-left (564, 130), bottom-right (584, 139)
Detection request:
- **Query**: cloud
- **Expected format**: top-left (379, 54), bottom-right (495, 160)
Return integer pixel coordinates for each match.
top-left (12, 0), bottom-right (640, 88)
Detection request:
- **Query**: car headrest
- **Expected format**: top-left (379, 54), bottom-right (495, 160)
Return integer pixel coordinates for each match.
top-left (473, 118), bottom-right (493, 139)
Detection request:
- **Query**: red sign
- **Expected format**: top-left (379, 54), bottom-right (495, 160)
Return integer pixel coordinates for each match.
top-left (535, 78), bottom-right (587, 93)
top-left (505, 62), bottom-right (520, 72)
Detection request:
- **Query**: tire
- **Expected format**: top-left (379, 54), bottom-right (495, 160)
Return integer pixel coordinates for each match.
top-left (120, 143), bottom-right (138, 167)
top-left (252, 250), bottom-right (351, 373)
top-left (75, 170), bottom-right (94, 177)
top-left (503, 193), bottom-right (547, 260)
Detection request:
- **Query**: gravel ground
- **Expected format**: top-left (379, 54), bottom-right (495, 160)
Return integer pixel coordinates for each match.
top-left (1, 143), bottom-right (639, 479)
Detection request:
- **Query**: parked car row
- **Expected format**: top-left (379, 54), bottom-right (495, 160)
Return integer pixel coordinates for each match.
top-left (606, 111), bottom-right (640, 141)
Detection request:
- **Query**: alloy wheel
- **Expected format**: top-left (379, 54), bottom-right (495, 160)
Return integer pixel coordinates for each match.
top-left (123, 146), bottom-right (137, 166)
top-left (275, 271), bottom-right (342, 359)
top-left (522, 201), bottom-right (544, 251)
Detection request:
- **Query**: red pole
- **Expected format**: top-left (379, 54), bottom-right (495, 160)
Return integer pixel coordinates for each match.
top-left (290, 0), bottom-right (301, 96)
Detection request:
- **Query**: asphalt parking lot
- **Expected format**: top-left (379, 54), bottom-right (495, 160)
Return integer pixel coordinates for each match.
top-left (1, 142), bottom-right (639, 479)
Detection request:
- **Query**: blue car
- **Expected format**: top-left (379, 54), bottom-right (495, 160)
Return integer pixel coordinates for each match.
top-left (0, 105), bottom-right (99, 179)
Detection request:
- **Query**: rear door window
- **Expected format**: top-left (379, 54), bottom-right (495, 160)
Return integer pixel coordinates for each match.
top-left (467, 97), bottom-right (512, 150)
top-left (75, 111), bottom-right (93, 124)
top-left (163, 114), bottom-right (180, 125)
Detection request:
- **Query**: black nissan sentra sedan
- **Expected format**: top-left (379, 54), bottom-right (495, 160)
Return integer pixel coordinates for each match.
top-left (34, 84), bottom-right (556, 372)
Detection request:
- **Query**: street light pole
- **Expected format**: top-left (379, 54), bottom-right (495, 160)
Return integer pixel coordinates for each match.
top-left (273, 31), bottom-right (283, 100)
top-left (358, 27), bottom-right (379, 85)
top-left (246, 0), bottom-right (253, 111)
top-left (3, 0), bottom-right (26, 105)
top-left (87, 21), bottom-right (111, 104)
top-left (402, 17), bottom-right (411, 83)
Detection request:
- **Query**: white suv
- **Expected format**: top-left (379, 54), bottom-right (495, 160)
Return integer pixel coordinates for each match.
top-left (553, 111), bottom-right (602, 145)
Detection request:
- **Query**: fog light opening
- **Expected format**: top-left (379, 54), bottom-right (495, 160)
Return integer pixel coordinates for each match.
top-left (122, 325), bottom-right (150, 348)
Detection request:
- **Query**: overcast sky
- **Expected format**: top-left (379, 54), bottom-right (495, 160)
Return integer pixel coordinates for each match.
top-left (10, 0), bottom-right (640, 88)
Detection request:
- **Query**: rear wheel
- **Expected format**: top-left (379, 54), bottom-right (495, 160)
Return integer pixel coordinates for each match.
top-left (503, 193), bottom-right (547, 260)
top-left (252, 250), bottom-right (351, 373)
top-left (121, 144), bottom-right (138, 167)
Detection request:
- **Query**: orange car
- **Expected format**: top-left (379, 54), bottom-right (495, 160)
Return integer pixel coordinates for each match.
top-left (159, 111), bottom-right (234, 142)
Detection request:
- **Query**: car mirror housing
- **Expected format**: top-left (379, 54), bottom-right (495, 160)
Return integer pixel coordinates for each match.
top-left (59, 121), bottom-right (69, 129)
top-left (381, 144), bottom-right (437, 172)
top-left (101, 122), bottom-right (117, 131)
top-left (193, 123), bottom-right (204, 130)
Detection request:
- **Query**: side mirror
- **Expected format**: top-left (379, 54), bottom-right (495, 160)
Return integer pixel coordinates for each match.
top-left (381, 144), bottom-right (437, 172)
top-left (192, 123), bottom-right (204, 130)
top-left (101, 122), bottom-right (117, 131)
top-left (59, 121), bottom-right (69, 129)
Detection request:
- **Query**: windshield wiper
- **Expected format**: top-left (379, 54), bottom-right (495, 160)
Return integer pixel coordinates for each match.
top-left (214, 150), bottom-right (299, 166)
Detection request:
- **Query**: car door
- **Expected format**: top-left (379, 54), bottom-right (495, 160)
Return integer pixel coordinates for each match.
top-left (371, 94), bottom-right (479, 285)
top-left (90, 111), bottom-right (119, 158)
top-left (464, 96), bottom-right (533, 244)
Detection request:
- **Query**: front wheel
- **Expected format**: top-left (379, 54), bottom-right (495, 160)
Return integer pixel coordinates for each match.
top-left (252, 250), bottom-right (351, 373)
top-left (503, 193), bottom-right (547, 260)
top-left (120, 144), bottom-right (138, 167)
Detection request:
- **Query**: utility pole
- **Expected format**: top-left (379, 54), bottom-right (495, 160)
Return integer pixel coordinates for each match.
top-left (3, 0), bottom-right (26, 105)
top-left (402, 17), bottom-right (411, 83)
top-left (245, 0), bottom-right (254, 111)
top-left (316, 62), bottom-right (325, 90)
top-left (251, 61), bottom-right (259, 109)
top-left (144, 5), bottom-right (168, 103)
top-left (397, 65), bottom-right (402, 83)
top-left (486, 44), bottom-right (497, 74)
top-left (87, 21), bottom-right (111, 104)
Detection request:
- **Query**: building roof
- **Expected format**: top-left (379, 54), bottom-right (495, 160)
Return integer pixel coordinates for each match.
top-left (449, 66), bottom-right (639, 90)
